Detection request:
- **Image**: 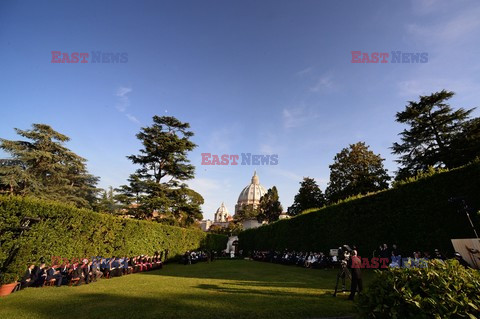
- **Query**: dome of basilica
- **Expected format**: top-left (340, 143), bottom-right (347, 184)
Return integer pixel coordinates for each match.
top-left (235, 171), bottom-right (267, 215)
top-left (214, 202), bottom-right (231, 223)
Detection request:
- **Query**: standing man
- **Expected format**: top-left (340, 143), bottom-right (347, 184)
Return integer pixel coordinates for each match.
top-left (164, 249), bottom-right (169, 263)
top-left (348, 250), bottom-right (363, 301)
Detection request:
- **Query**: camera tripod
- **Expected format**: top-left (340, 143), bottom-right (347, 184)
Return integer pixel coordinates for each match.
top-left (333, 262), bottom-right (351, 297)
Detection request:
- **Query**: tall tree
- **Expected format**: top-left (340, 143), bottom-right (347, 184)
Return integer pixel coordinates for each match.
top-left (391, 90), bottom-right (474, 180)
top-left (118, 116), bottom-right (203, 227)
top-left (325, 142), bottom-right (390, 203)
top-left (0, 124), bottom-right (99, 208)
top-left (287, 177), bottom-right (326, 216)
top-left (257, 186), bottom-right (283, 223)
top-left (450, 117), bottom-right (480, 167)
top-left (95, 186), bottom-right (119, 214)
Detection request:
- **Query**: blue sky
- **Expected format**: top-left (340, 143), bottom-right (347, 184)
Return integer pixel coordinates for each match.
top-left (1, 0), bottom-right (479, 220)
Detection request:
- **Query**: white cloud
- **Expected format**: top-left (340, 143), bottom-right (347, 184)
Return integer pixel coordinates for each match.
top-left (399, 3), bottom-right (480, 100)
top-left (263, 167), bottom-right (303, 183)
top-left (282, 106), bottom-right (318, 129)
top-left (125, 113), bottom-right (140, 124)
top-left (115, 86), bottom-right (132, 112)
top-left (296, 66), bottom-right (313, 76)
top-left (406, 5), bottom-right (480, 44)
top-left (411, 0), bottom-right (443, 15)
top-left (397, 80), bottom-right (427, 97)
top-left (114, 86), bottom-right (140, 124)
top-left (309, 74), bottom-right (333, 92)
top-left (188, 177), bottom-right (222, 193)
top-left (205, 124), bottom-right (242, 153)
top-left (259, 143), bottom-right (275, 154)
top-left (116, 87), bottom-right (132, 97)
top-left (397, 78), bottom-right (478, 98)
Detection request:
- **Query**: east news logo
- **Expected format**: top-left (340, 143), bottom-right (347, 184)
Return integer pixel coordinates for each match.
top-left (351, 51), bottom-right (428, 63)
top-left (51, 51), bottom-right (128, 63)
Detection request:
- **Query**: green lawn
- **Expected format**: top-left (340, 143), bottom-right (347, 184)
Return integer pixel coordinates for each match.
top-left (0, 260), bottom-right (373, 319)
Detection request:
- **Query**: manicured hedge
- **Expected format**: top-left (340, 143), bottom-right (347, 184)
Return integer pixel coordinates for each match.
top-left (239, 162), bottom-right (480, 257)
top-left (0, 196), bottom-right (227, 282)
top-left (358, 259), bottom-right (480, 318)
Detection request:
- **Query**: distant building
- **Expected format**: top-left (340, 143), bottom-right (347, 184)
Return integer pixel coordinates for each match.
top-left (214, 202), bottom-right (232, 223)
top-left (201, 171), bottom-right (274, 231)
top-left (279, 212), bottom-right (290, 220)
top-left (200, 202), bottom-right (232, 231)
top-left (234, 171), bottom-right (267, 215)
top-left (200, 219), bottom-right (213, 232)
top-left (234, 171), bottom-right (267, 230)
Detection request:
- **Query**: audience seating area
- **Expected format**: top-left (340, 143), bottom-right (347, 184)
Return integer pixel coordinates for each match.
top-left (250, 243), bottom-right (469, 269)
top-left (17, 251), bottom-right (166, 291)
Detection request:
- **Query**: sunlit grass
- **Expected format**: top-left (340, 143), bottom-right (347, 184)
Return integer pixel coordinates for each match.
top-left (0, 260), bottom-right (372, 319)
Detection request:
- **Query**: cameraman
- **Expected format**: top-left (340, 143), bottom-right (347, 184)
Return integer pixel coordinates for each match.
top-left (348, 250), bottom-right (363, 301)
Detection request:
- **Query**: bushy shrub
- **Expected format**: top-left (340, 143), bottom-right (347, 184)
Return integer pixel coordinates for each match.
top-left (239, 162), bottom-right (480, 255)
top-left (0, 196), bottom-right (227, 284)
top-left (357, 259), bottom-right (480, 319)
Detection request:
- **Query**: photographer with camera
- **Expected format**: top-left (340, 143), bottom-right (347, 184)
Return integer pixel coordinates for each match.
top-left (333, 244), bottom-right (352, 297)
top-left (348, 249), bottom-right (363, 301)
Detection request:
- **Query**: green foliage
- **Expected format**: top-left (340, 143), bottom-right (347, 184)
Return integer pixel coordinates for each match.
top-left (0, 272), bottom-right (19, 285)
top-left (392, 90), bottom-right (475, 181)
top-left (0, 124), bottom-right (99, 209)
top-left (239, 162), bottom-right (480, 257)
top-left (325, 142), bottom-right (390, 203)
top-left (450, 118), bottom-right (480, 168)
top-left (94, 186), bottom-right (120, 215)
top-left (0, 196), bottom-right (227, 284)
top-left (287, 177), bottom-right (326, 216)
top-left (234, 204), bottom-right (259, 222)
top-left (357, 259), bottom-right (480, 319)
top-left (117, 116), bottom-right (203, 226)
top-left (257, 186), bottom-right (283, 223)
top-left (209, 221), bottom-right (244, 236)
top-left (393, 166), bottom-right (449, 187)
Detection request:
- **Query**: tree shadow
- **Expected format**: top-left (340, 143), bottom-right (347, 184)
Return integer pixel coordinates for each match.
top-left (0, 290), bottom-right (353, 319)
top-left (139, 261), bottom-right (343, 290)
top-left (0, 261), bottom-right (361, 319)
top-left (195, 283), bottom-right (332, 299)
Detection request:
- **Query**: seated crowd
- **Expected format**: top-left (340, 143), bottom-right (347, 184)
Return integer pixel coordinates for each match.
top-left (20, 251), bottom-right (165, 289)
top-left (251, 250), bottom-right (335, 269)
top-left (374, 243), bottom-right (471, 268)
top-left (251, 243), bottom-right (472, 269)
top-left (181, 250), bottom-right (215, 265)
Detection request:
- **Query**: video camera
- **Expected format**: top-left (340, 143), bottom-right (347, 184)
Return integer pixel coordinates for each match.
top-left (338, 245), bottom-right (352, 267)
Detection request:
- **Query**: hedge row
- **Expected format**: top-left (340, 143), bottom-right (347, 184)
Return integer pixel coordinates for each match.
top-left (0, 196), bottom-right (227, 282)
top-left (239, 162), bottom-right (480, 257)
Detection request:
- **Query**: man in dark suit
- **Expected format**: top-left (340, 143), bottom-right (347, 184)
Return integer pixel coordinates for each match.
top-left (59, 263), bottom-right (71, 285)
top-left (71, 263), bottom-right (83, 285)
top-left (33, 263), bottom-right (47, 287)
top-left (81, 259), bottom-right (90, 284)
top-left (46, 265), bottom-right (63, 287)
top-left (164, 249), bottom-right (169, 263)
top-left (20, 264), bottom-right (36, 289)
top-left (348, 250), bottom-right (363, 301)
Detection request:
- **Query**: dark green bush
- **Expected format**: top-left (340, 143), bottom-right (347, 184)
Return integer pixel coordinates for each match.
top-left (0, 196), bottom-right (227, 284)
top-left (239, 162), bottom-right (480, 256)
top-left (357, 259), bottom-right (480, 319)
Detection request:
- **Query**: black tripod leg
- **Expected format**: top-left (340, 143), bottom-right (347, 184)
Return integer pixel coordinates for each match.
top-left (346, 268), bottom-right (352, 281)
top-left (333, 271), bottom-right (341, 297)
